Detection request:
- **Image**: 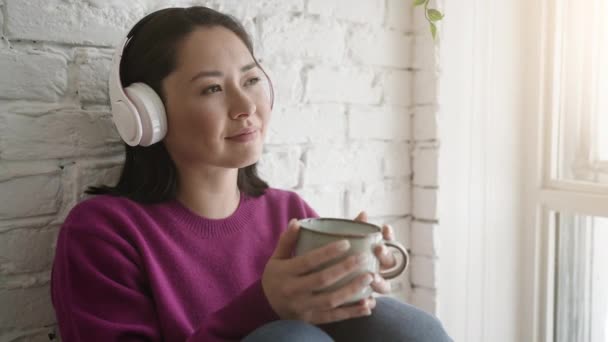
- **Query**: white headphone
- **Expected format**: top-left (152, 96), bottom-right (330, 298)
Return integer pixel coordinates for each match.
top-left (109, 11), bottom-right (275, 147)
top-left (109, 34), bottom-right (167, 147)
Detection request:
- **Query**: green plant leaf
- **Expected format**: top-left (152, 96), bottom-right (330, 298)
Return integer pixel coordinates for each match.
top-left (413, 0), bottom-right (427, 6)
top-left (427, 9), bottom-right (444, 21)
top-left (430, 22), bottom-right (437, 40)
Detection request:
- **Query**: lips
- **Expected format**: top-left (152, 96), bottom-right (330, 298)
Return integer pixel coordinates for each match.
top-left (226, 127), bottom-right (259, 139)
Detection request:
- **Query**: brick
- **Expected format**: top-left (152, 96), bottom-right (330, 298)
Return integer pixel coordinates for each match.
top-left (0, 50), bottom-right (67, 102)
top-left (388, 281), bottom-right (411, 303)
top-left (349, 105), bottom-right (411, 141)
top-left (383, 70), bottom-right (412, 106)
top-left (0, 226), bottom-right (58, 275)
top-left (5, 0), bottom-right (147, 46)
top-left (387, 0), bottom-right (413, 31)
top-left (413, 70), bottom-right (438, 105)
top-left (263, 62), bottom-right (303, 106)
top-left (260, 15), bottom-right (345, 63)
top-left (257, 146), bottom-right (302, 189)
top-left (413, 35), bottom-right (437, 70)
top-left (306, 67), bottom-right (382, 104)
top-left (413, 147), bottom-right (438, 186)
top-left (346, 180), bottom-right (410, 217)
top-left (307, 0), bottom-right (384, 24)
top-left (349, 27), bottom-right (412, 68)
top-left (412, 187), bottom-right (438, 220)
top-left (411, 221), bottom-right (437, 256)
top-left (76, 48), bottom-right (112, 104)
top-left (413, 105), bottom-right (438, 141)
top-left (76, 159), bottom-right (124, 202)
top-left (385, 216), bottom-right (411, 249)
top-left (410, 255), bottom-right (436, 288)
top-left (266, 104), bottom-right (346, 144)
top-left (0, 1), bottom-right (4, 36)
top-left (0, 108), bottom-right (122, 160)
top-left (412, 0), bottom-right (440, 34)
top-left (383, 142), bottom-right (411, 178)
top-left (296, 186), bottom-right (344, 218)
top-left (1, 270), bottom-right (50, 289)
top-left (0, 173), bottom-right (61, 220)
top-left (304, 143), bottom-right (385, 185)
top-left (152, 0), bottom-right (220, 10)
top-left (0, 328), bottom-right (55, 342)
top-left (0, 286), bottom-right (55, 330)
top-left (411, 287), bottom-right (437, 314)
top-left (219, 0), bottom-right (304, 19)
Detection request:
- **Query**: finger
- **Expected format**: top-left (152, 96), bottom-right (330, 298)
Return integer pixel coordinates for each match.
top-left (288, 239), bottom-right (351, 275)
top-left (382, 224), bottom-right (395, 241)
top-left (354, 296), bottom-right (376, 310)
top-left (370, 273), bottom-right (391, 294)
top-left (374, 244), bottom-right (397, 269)
top-left (304, 273), bottom-right (374, 312)
top-left (367, 296), bottom-right (377, 310)
top-left (309, 302), bottom-right (372, 324)
top-left (354, 211), bottom-right (368, 222)
top-left (294, 253), bottom-right (369, 293)
top-left (272, 219), bottom-right (300, 259)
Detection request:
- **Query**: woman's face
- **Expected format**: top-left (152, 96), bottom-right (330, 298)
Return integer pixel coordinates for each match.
top-left (161, 26), bottom-right (271, 171)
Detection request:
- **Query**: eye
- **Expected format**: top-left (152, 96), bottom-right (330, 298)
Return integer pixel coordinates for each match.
top-left (245, 77), bottom-right (261, 86)
top-left (202, 85), bottom-right (222, 95)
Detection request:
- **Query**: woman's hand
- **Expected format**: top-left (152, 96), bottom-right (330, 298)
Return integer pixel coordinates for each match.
top-left (354, 211), bottom-right (397, 295)
top-left (262, 219), bottom-right (377, 325)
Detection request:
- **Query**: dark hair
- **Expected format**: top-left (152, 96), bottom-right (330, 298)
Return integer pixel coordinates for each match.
top-left (86, 6), bottom-right (269, 203)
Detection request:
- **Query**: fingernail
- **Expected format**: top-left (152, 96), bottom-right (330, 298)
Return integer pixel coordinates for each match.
top-left (336, 240), bottom-right (351, 252)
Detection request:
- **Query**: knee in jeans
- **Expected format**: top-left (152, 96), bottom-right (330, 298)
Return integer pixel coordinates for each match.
top-left (243, 320), bottom-right (333, 342)
top-left (377, 297), bottom-right (452, 341)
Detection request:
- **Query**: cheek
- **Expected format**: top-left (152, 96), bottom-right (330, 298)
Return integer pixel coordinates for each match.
top-left (166, 102), bottom-right (221, 144)
top-left (254, 95), bottom-right (272, 131)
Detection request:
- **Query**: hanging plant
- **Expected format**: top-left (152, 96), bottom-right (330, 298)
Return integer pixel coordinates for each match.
top-left (413, 0), bottom-right (444, 40)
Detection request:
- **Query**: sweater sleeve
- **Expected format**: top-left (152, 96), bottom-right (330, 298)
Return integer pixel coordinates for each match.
top-left (293, 192), bottom-right (320, 219)
top-left (51, 226), bottom-right (163, 342)
top-left (51, 225), bottom-right (277, 342)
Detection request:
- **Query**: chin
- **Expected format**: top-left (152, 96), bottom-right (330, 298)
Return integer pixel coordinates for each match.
top-left (233, 152), bottom-right (262, 169)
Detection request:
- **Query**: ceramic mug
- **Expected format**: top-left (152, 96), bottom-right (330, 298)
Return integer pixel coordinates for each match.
top-left (295, 218), bottom-right (409, 305)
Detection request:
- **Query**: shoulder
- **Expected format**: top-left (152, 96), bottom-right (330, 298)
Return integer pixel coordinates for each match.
top-left (65, 195), bottom-right (138, 223)
top-left (261, 188), bottom-right (303, 202)
top-left (255, 188), bottom-right (318, 218)
top-left (61, 195), bottom-right (149, 238)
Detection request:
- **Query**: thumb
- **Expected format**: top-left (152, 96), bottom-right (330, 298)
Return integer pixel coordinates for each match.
top-left (354, 211), bottom-right (368, 222)
top-left (272, 219), bottom-right (300, 259)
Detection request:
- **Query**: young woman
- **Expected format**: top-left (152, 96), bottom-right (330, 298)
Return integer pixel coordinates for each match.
top-left (50, 6), bottom-right (452, 342)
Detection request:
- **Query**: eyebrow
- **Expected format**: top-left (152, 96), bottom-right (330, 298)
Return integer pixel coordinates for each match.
top-left (189, 62), bottom-right (258, 82)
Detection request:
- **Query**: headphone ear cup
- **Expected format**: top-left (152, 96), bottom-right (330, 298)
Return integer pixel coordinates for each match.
top-left (124, 83), bottom-right (168, 146)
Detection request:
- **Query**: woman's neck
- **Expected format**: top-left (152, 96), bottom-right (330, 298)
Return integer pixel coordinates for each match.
top-left (175, 165), bottom-right (241, 220)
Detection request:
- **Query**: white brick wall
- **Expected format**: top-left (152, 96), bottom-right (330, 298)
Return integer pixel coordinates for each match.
top-left (409, 0), bottom-right (440, 315)
top-left (0, 0), bottom-right (442, 339)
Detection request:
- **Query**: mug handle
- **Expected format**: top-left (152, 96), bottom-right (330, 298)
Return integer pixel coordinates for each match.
top-left (379, 240), bottom-right (409, 280)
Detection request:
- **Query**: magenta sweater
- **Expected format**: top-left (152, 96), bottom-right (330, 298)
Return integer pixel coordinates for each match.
top-left (51, 188), bottom-right (318, 341)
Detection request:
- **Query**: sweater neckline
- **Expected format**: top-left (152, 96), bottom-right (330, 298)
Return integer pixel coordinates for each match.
top-left (165, 192), bottom-right (255, 238)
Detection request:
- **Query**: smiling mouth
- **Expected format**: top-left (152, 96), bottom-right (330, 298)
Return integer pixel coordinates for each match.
top-left (226, 129), bottom-right (258, 142)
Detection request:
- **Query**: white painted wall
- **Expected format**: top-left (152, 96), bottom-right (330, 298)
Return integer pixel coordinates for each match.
top-left (432, 0), bottom-right (534, 341)
top-left (0, 0), bottom-right (437, 340)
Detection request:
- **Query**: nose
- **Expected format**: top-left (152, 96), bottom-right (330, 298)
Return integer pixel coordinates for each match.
top-left (229, 88), bottom-right (256, 120)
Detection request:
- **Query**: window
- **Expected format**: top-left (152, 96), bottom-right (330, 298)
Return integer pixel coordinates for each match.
top-left (536, 0), bottom-right (608, 341)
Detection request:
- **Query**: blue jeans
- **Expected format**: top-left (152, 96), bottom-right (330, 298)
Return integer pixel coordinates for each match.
top-left (242, 297), bottom-right (453, 342)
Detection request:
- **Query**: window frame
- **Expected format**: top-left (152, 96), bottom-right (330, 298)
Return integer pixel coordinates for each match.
top-left (533, 0), bottom-right (608, 340)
